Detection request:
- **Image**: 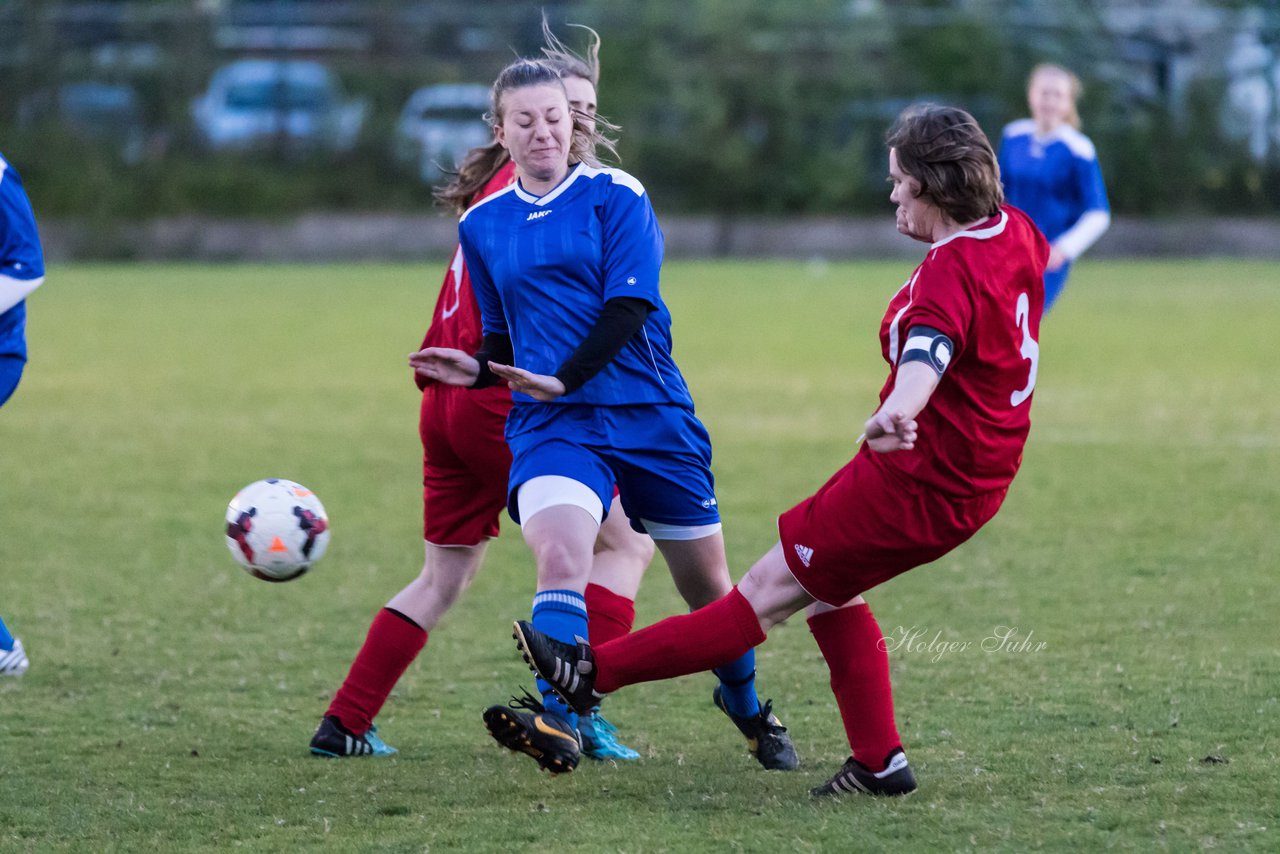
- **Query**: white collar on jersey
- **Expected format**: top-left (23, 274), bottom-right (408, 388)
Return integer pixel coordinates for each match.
top-left (930, 210), bottom-right (1008, 250)
top-left (512, 162), bottom-right (588, 206)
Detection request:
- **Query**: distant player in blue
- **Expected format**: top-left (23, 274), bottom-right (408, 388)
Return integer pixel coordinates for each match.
top-left (1, 151), bottom-right (45, 677)
top-left (999, 64), bottom-right (1110, 311)
top-left (411, 59), bottom-right (797, 774)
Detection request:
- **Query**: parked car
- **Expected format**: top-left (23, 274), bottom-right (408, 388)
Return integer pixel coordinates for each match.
top-left (18, 82), bottom-right (149, 163)
top-left (394, 83), bottom-right (491, 183)
top-left (191, 59), bottom-right (367, 153)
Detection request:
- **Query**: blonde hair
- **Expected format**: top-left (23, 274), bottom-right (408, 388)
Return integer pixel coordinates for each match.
top-left (1029, 63), bottom-right (1083, 129)
top-left (435, 59), bottom-right (617, 214)
top-left (540, 15), bottom-right (600, 87)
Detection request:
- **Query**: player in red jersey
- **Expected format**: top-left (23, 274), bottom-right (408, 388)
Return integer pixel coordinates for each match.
top-left (310, 24), bottom-right (654, 764)
top-left (513, 104), bottom-right (1047, 797)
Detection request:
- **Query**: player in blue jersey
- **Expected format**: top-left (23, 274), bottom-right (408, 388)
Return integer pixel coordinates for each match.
top-left (0, 152), bottom-right (46, 677)
top-left (411, 59), bottom-right (798, 774)
top-left (998, 64), bottom-right (1110, 311)
top-left (311, 22), bottom-right (650, 765)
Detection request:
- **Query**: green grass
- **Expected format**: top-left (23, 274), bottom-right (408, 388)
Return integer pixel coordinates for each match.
top-left (1, 259), bottom-right (1277, 851)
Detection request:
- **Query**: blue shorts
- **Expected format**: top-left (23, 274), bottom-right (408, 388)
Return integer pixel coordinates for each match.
top-left (505, 403), bottom-right (720, 533)
top-left (0, 355), bottom-right (25, 408)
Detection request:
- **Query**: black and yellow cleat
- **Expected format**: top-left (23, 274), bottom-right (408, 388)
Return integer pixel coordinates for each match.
top-left (810, 748), bottom-right (917, 797)
top-left (483, 692), bottom-right (581, 774)
top-left (713, 686), bottom-right (800, 771)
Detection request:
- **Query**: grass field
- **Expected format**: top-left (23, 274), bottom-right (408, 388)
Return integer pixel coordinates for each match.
top-left (1, 258), bottom-right (1277, 851)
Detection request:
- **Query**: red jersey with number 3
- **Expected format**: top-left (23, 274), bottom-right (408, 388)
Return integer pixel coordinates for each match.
top-left (418, 160), bottom-right (519, 366)
top-left (871, 204), bottom-right (1048, 497)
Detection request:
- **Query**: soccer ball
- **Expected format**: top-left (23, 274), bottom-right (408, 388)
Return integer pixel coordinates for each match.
top-left (224, 478), bottom-right (330, 582)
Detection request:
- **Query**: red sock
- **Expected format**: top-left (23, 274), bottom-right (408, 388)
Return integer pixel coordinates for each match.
top-left (808, 603), bottom-right (902, 772)
top-left (325, 608), bottom-right (427, 735)
top-left (585, 583), bottom-right (635, 646)
top-left (594, 587), bottom-right (764, 694)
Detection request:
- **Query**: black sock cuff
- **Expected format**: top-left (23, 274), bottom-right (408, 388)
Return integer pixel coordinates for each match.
top-left (383, 607), bottom-right (425, 630)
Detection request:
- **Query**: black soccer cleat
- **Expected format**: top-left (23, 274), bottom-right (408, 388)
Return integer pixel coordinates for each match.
top-left (482, 692), bottom-right (581, 774)
top-left (512, 620), bottom-right (601, 715)
top-left (713, 686), bottom-right (800, 771)
top-left (810, 747), bottom-right (917, 797)
top-left (309, 716), bottom-right (398, 758)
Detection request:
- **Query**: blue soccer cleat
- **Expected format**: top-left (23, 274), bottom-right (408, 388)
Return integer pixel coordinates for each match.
top-left (579, 710), bottom-right (640, 761)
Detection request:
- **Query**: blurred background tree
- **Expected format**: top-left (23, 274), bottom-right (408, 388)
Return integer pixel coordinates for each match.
top-left (0, 0), bottom-right (1277, 221)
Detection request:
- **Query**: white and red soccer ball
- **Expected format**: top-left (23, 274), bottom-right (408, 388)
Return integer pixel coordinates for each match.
top-left (225, 478), bottom-right (330, 582)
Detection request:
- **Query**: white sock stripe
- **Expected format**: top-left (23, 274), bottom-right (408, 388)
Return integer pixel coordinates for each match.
top-left (532, 591), bottom-right (588, 611)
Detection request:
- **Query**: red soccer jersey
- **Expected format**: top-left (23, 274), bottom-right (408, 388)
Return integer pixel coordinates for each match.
top-left (417, 160), bottom-right (518, 363)
top-left (871, 204), bottom-right (1048, 497)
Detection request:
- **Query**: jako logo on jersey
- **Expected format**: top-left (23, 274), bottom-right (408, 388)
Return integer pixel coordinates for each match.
top-left (794, 544), bottom-right (814, 567)
top-left (701, 497), bottom-right (718, 509)
top-left (526, 209), bottom-right (553, 221)
top-left (626, 276), bottom-right (637, 285)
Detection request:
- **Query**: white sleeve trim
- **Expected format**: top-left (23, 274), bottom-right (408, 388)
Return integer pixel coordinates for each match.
top-left (0, 273), bottom-right (44, 315)
top-left (1053, 210), bottom-right (1111, 260)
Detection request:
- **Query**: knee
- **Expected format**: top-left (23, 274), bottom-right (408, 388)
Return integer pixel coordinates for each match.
top-left (531, 539), bottom-right (591, 588)
top-left (611, 531), bottom-right (656, 568)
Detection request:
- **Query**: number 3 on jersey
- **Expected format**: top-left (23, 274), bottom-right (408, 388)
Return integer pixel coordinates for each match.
top-left (1010, 292), bottom-right (1038, 406)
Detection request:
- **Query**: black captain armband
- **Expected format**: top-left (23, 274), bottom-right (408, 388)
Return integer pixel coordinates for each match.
top-left (900, 325), bottom-right (954, 376)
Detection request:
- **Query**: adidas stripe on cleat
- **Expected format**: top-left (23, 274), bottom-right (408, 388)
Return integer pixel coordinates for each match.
top-left (0, 638), bottom-right (28, 677)
top-left (713, 686), bottom-right (800, 771)
top-left (511, 620), bottom-right (601, 715)
top-left (309, 716), bottom-right (398, 758)
top-left (810, 748), bottom-right (917, 797)
top-left (482, 693), bottom-right (581, 774)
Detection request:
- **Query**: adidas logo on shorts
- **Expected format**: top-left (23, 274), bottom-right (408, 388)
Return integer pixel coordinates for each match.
top-left (794, 544), bottom-right (814, 567)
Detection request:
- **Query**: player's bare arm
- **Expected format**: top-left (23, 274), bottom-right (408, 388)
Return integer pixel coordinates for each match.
top-left (864, 361), bottom-right (939, 453)
top-left (488, 363), bottom-right (566, 401)
top-left (408, 347), bottom-right (480, 386)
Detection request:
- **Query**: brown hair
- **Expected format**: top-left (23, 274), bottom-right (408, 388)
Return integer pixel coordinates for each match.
top-left (886, 104), bottom-right (1004, 224)
top-left (1029, 63), bottom-right (1083, 129)
top-left (435, 55), bottom-right (617, 214)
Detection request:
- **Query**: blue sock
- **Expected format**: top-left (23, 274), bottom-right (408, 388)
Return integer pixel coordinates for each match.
top-left (531, 589), bottom-right (588, 730)
top-left (0, 615), bottom-right (13, 651)
top-left (714, 650), bottom-right (761, 718)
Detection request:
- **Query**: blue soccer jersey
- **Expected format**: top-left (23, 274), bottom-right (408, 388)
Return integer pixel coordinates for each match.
top-left (997, 119), bottom-right (1109, 247)
top-left (458, 162), bottom-right (693, 408)
top-left (0, 153), bottom-right (46, 362)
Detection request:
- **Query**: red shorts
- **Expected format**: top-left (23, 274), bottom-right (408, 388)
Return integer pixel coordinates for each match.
top-left (777, 451), bottom-right (1006, 606)
top-left (419, 383), bottom-right (513, 546)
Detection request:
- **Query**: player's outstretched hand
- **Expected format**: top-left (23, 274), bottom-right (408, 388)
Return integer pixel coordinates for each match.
top-left (408, 347), bottom-right (480, 387)
top-left (864, 409), bottom-right (917, 453)
top-left (488, 363), bottom-right (566, 402)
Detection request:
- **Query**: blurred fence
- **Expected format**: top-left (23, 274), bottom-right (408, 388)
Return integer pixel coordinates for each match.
top-left (37, 212), bottom-right (1280, 262)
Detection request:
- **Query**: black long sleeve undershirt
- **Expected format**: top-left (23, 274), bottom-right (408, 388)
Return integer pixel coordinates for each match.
top-left (468, 331), bottom-right (515, 389)
top-left (468, 296), bottom-right (653, 394)
top-left (553, 296), bottom-right (653, 395)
